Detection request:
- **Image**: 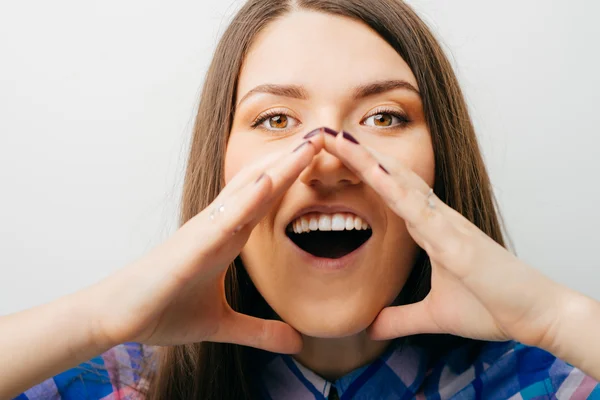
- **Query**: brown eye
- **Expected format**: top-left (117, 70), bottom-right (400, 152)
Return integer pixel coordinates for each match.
top-left (373, 113), bottom-right (392, 127)
top-left (362, 110), bottom-right (409, 129)
top-left (253, 111), bottom-right (300, 131)
top-left (269, 114), bottom-right (288, 129)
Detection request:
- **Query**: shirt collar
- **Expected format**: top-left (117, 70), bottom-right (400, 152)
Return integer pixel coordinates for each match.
top-left (259, 339), bottom-right (431, 399)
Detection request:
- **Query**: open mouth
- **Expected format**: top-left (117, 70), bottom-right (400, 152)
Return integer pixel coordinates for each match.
top-left (285, 213), bottom-right (372, 259)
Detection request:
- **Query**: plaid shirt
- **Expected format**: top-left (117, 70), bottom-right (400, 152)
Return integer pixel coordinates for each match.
top-left (14, 340), bottom-right (600, 399)
top-left (258, 339), bottom-right (600, 399)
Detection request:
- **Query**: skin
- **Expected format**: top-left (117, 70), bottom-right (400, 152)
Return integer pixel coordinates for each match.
top-left (225, 10), bottom-right (434, 379)
top-left (2, 10), bottom-right (600, 400)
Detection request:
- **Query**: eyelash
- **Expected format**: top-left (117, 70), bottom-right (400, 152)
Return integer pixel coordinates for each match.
top-left (250, 107), bottom-right (411, 130)
top-left (250, 109), bottom-right (293, 129)
top-left (363, 107), bottom-right (411, 129)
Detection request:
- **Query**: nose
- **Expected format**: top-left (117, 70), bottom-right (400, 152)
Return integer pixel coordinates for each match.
top-left (299, 148), bottom-right (361, 192)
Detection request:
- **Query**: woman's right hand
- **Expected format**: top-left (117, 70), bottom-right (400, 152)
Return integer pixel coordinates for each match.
top-left (85, 136), bottom-right (323, 354)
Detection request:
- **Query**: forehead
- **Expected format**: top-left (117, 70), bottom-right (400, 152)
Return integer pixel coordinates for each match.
top-left (236, 10), bottom-right (418, 102)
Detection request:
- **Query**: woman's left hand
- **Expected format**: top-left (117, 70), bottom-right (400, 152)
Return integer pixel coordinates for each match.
top-left (322, 130), bottom-right (568, 350)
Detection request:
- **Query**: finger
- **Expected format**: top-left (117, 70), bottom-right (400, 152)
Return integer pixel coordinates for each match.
top-left (217, 136), bottom-right (323, 232)
top-left (252, 136), bottom-right (324, 215)
top-left (364, 144), bottom-right (432, 194)
top-left (172, 137), bottom-right (322, 278)
top-left (215, 310), bottom-right (303, 354)
top-left (212, 132), bottom-right (323, 202)
top-left (325, 131), bottom-right (431, 207)
top-left (212, 146), bottom-right (292, 203)
top-left (327, 134), bottom-right (548, 329)
top-left (325, 132), bottom-right (480, 267)
top-left (214, 134), bottom-right (324, 207)
top-left (320, 132), bottom-right (438, 252)
top-left (366, 300), bottom-right (442, 340)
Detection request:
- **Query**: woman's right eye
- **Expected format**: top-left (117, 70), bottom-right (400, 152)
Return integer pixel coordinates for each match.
top-left (265, 114), bottom-right (289, 129)
top-left (251, 111), bottom-right (300, 131)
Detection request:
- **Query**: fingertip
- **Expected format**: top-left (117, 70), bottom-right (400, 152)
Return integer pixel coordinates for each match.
top-left (366, 319), bottom-right (388, 341)
top-left (272, 321), bottom-right (304, 354)
top-left (332, 129), bottom-right (355, 156)
top-left (307, 134), bottom-right (325, 152)
top-left (280, 335), bottom-right (304, 354)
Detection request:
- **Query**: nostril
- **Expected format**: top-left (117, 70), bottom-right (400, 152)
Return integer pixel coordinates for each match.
top-left (304, 178), bottom-right (356, 188)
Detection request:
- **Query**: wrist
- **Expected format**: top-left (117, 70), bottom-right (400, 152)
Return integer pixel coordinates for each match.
top-left (542, 286), bottom-right (599, 370)
top-left (64, 292), bottom-right (111, 359)
top-left (72, 281), bottom-right (122, 352)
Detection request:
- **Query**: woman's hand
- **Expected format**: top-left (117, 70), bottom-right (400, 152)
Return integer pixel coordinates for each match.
top-left (86, 137), bottom-right (323, 353)
top-left (320, 131), bottom-right (569, 350)
top-left (0, 136), bottom-right (324, 399)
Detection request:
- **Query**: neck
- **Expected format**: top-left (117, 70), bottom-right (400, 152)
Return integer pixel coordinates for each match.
top-left (292, 332), bottom-right (392, 381)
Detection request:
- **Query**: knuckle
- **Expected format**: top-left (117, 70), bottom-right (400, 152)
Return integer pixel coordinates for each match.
top-left (440, 231), bottom-right (475, 270)
top-left (391, 186), bottom-right (411, 208)
top-left (249, 322), bottom-right (273, 348)
top-left (215, 221), bottom-right (232, 238)
top-left (258, 322), bottom-right (275, 344)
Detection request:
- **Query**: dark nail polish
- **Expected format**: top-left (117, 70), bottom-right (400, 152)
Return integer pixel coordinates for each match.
top-left (378, 163), bottom-right (390, 174)
top-left (323, 127), bottom-right (338, 137)
top-left (303, 128), bottom-right (322, 139)
top-left (255, 172), bottom-right (266, 183)
top-left (292, 140), bottom-right (311, 153)
top-left (342, 131), bottom-right (359, 144)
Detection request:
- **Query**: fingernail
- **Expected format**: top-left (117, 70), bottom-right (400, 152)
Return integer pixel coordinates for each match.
top-left (292, 140), bottom-right (312, 153)
top-left (342, 131), bottom-right (359, 144)
top-left (303, 127), bottom-right (322, 139)
top-left (323, 127), bottom-right (338, 137)
top-left (378, 164), bottom-right (390, 174)
top-left (255, 172), bottom-right (266, 183)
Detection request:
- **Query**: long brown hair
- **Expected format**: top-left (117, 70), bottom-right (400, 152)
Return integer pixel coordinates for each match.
top-left (137, 0), bottom-right (513, 398)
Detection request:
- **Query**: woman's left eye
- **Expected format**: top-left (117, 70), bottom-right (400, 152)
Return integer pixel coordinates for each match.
top-left (362, 111), bottom-right (409, 128)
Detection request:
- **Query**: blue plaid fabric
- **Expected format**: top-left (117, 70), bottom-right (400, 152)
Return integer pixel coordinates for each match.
top-left (13, 342), bottom-right (151, 400)
top-left (258, 339), bottom-right (600, 399)
top-left (14, 339), bottom-right (600, 399)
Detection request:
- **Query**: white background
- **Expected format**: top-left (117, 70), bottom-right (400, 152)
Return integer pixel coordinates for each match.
top-left (1, 0), bottom-right (598, 315)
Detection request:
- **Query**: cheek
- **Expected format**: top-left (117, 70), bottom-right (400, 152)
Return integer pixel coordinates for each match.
top-left (410, 134), bottom-right (436, 187)
top-left (224, 141), bottom-right (242, 184)
top-left (366, 128), bottom-right (435, 187)
top-left (224, 133), bottom-right (260, 183)
top-left (409, 129), bottom-right (436, 186)
top-left (224, 130), bottom-right (288, 183)
top-left (225, 133), bottom-right (280, 275)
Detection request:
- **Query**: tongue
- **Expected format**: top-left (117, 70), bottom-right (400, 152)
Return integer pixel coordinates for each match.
top-left (291, 230), bottom-right (369, 259)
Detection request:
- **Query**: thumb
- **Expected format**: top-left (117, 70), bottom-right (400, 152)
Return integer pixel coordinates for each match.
top-left (215, 311), bottom-right (303, 354)
top-left (367, 300), bottom-right (441, 340)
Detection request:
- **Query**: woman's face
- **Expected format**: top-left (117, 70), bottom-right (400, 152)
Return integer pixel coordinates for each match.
top-left (225, 10), bottom-right (435, 338)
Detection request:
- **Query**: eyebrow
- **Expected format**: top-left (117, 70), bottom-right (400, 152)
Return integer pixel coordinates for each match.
top-left (236, 79), bottom-right (421, 108)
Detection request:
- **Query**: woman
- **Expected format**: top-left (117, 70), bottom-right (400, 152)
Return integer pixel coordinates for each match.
top-left (4, 0), bottom-right (600, 399)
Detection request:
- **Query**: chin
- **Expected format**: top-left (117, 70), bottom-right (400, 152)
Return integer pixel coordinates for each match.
top-left (278, 302), bottom-right (380, 339)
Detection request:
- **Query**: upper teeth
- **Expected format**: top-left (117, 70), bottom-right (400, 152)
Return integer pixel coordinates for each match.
top-left (289, 212), bottom-right (371, 234)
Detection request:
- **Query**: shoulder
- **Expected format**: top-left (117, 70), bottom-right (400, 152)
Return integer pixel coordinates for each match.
top-left (13, 342), bottom-right (156, 400)
top-left (423, 340), bottom-right (600, 399)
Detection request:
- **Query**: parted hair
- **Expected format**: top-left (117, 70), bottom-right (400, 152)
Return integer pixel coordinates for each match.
top-left (136, 0), bottom-right (511, 398)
